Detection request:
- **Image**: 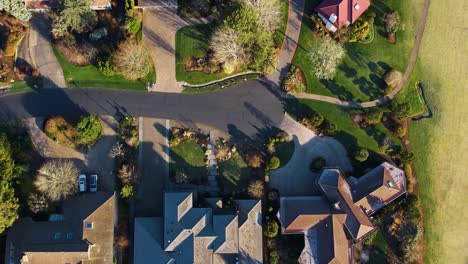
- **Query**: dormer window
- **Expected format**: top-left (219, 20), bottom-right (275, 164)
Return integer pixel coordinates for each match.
top-left (354, 4), bottom-right (360, 10)
top-left (387, 181), bottom-right (394, 188)
top-left (329, 13), bottom-right (337, 23)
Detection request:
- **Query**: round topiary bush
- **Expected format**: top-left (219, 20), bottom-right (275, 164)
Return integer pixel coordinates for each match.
top-left (267, 156), bottom-right (280, 170)
top-left (354, 148), bottom-right (369, 162)
top-left (310, 157), bottom-right (326, 172)
top-left (264, 219), bottom-right (279, 238)
top-left (269, 251), bottom-right (280, 264)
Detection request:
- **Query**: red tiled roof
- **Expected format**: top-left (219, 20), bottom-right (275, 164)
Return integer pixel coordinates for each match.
top-left (315, 0), bottom-right (370, 29)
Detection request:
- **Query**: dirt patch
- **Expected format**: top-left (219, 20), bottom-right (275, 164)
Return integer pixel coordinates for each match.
top-left (55, 40), bottom-right (98, 66)
top-left (386, 33), bottom-right (396, 44)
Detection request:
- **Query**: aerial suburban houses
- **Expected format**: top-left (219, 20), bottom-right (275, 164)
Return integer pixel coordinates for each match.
top-left (0, 0), bottom-right (456, 262)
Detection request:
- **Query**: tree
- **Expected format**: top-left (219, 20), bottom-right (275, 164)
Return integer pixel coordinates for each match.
top-left (264, 219), bottom-right (279, 237)
top-left (0, 0), bottom-right (32, 21)
top-left (52, 0), bottom-right (98, 38)
top-left (399, 151), bottom-right (415, 165)
top-left (248, 180), bottom-right (265, 198)
top-left (307, 112), bottom-right (324, 127)
top-left (35, 160), bottom-right (79, 201)
top-left (318, 119), bottom-right (337, 136)
top-left (366, 108), bottom-right (383, 124)
top-left (246, 152), bottom-right (263, 168)
top-left (0, 134), bottom-right (16, 182)
top-left (267, 156), bottom-right (280, 170)
top-left (393, 102), bottom-right (412, 120)
top-left (210, 27), bottom-right (245, 72)
top-left (383, 69), bottom-right (403, 88)
top-left (309, 38), bottom-right (345, 80)
top-left (354, 148), bottom-right (369, 162)
top-left (239, 0), bottom-right (282, 31)
top-left (109, 142), bottom-right (126, 159)
top-left (75, 115), bottom-right (102, 146)
top-left (384, 11), bottom-right (401, 34)
top-left (0, 183), bottom-right (19, 234)
top-left (118, 164), bottom-right (138, 185)
top-left (120, 184), bottom-right (135, 199)
top-left (396, 124), bottom-right (407, 137)
top-left (27, 193), bottom-right (49, 214)
top-left (113, 42), bottom-right (152, 80)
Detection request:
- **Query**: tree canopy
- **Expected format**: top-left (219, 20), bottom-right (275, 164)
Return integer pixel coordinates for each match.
top-left (0, 0), bottom-right (32, 21)
top-left (52, 0), bottom-right (97, 38)
top-left (309, 38), bottom-right (345, 80)
top-left (113, 42), bottom-right (152, 80)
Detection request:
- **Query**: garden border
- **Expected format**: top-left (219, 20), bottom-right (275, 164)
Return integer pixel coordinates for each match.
top-left (180, 72), bottom-right (262, 93)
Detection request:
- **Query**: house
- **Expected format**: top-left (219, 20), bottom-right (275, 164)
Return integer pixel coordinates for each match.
top-left (315, 0), bottom-right (370, 32)
top-left (278, 162), bottom-right (406, 264)
top-left (23, 0), bottom-right (112, 11)
top-left (5, 192), bottom-right (117, 264)
top-left (134, 192), bottom-right (263, 264)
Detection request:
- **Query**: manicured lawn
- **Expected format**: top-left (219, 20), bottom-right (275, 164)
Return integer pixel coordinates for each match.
top-left (275, 141), bottom-right (295, 168)
top-left (54, 48), bottom-right (154, 91)
top-left (219, 152), bottom-right (251, 192)
top-left (408, 0), bottom-right (467, 262)
top-left (273, 0), bottom-right (289, 47)
top-left (286, 98), bottom-right (402, 175)
top-left (170, 140), bottom-right (206, 183)
top-left (294, 0), bottom-right (423, 103)
top-left (10, 79), bottom-right (39, 94)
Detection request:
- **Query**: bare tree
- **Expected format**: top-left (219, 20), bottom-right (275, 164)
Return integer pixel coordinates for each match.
top-left (210, 27), bottom-right (245, 71)
top-left (248, 180), bottom-right (265, 198)
top-left (35, 160), bottom-right (79, 201)
top-left (27, 193), bottom-right (49, 214)
top-left (239, 0), bottom-right (282, 31)
top-left (309, 38), bottom-right (345, 80)
top-left (113, 42), bottom-right (152, 80)
top-left (109, 142), bottom-right (126, 159)
top-left (118, 164), bottom-right (138, 185)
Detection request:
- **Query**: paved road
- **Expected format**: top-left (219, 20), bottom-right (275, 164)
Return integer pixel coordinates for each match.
top-left (0, 80), bottom-right (284, 140)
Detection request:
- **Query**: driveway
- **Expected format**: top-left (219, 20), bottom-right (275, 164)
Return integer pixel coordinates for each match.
top-left (27, 14), bottom-right (66, 89)
top-left (135, 117), bottom-right (170, 217)
top-left (270, 114), bottom-right (352, 196)
top-left (25, 116), bottom-right (119, 191)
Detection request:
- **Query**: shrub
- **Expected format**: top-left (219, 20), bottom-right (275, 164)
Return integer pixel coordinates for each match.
top-left (0, 185), bottom-right (19, 235)
top-left (27, 193), bottom-right (49, 214)
top-left (392, 102), bottom-right (412, 120)
top-left (125, 17), bottom-right (141, 34)
top-left (246, 152), bottom-right (263, 168)
top-left (267, 156), bottom-right (280, 170)
top-left (97, 57), bottom-right (115, 76)
top-left (384, 11), bottom-right (401, 34)
top-left (399, 151), bottom-right (415, 165)
top-left (383, 69), bottom-right (403, 88)
top-left (75, 115), bottom-right (102, 146)
top-left (354, 148), bottom-right (369, 162)
top-left (309, 38), bottom-right (345, 80)
top-left (248, 180), bottom-right (265, 199)
top-left (0, 0), bottom-right (32, 21)
top-left (366, 108), bottom-right (383, 124)
top-left (318, 119), bottom-right (337, 136)
top-left (264, 219), bottom-right (279, 238)
top-left (302, 112), bottom-right (324, 128)
top-left (113, 42), bottom-right (152, 80)
top-left (310, 157), bottom-right (326, 172)
top-left (35, 160), bottom-right (79, 201)
top-left (120, 184), bottom-right (136, 199)
top-left (269, 251), bottom-right (280, 264)
top-left (52, 0), bottom-right (98, 38)
top-left (396, 124), bottom-right (407, 137)
top-left (89, 27), bottom-right (108, 41)
top-left (118, 164), bottom-right (138, 185)
top-left (175, 170), bottom-right (190, 184)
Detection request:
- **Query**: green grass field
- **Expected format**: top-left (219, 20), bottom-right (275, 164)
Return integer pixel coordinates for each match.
top-left (219, 152), bottom-right (251, 192)
top-left (293, 0), bottom-right (424, 108)
top-left (54, 48), bottom-right (154, 91)
top-left (275, 141), bottom-right (295, 168)
top-left (169, 140), bottom-right (206, 183)
top-left (409, 0), bottom-right (468, 262)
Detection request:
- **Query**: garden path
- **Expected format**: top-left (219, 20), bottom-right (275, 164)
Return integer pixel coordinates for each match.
top-left (26, 14), bottom-right (66, 89)
top-left (142, 7), bottom-right (213, 93)
top-left (287, 0), bottom-right (431, 108)
top-left (270, 114), bottom-right (352, 196)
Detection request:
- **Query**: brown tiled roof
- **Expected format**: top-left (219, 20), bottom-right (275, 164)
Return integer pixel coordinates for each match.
top-left (24, 0), bottom-right (58, 10)
top-left (279, 196), bottom-right (332, 232)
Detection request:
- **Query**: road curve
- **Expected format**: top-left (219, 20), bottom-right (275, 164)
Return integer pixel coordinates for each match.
top-left (0, 80), bottom-right (284, 140)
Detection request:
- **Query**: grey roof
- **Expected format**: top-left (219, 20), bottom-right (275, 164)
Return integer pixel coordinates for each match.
top-left (134, 192), bottom-right (263, 264)
top-left (5, 192), bottom-right (116, 264)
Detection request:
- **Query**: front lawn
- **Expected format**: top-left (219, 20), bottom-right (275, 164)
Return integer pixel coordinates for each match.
top-left (219, 152), bottom-right (251, 192)
top-left (368, 231), bottom-right (388, 264)
top-left (169, 139), bottom-right (206, 183)
top-left (293, 0), bottom-right (423, 103)
top-left (286, 99), bottom-right (402, 175)
top-left (275, 141), bottom-right (295, 168)
top-left (54, 48), bottom-right (154, 91)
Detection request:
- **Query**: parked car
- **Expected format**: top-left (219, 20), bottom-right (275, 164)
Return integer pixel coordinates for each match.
top-left (89, 174), bottom-right (98, 193)
top-left (79, 174), bottom-right (87, 192)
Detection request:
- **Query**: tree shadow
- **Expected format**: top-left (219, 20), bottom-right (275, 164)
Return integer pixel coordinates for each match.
top-left (320, 79), bottom-right (354, 101)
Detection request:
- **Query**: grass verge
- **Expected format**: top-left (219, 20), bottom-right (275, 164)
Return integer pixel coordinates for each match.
top-left (169, 140), bottom-right (206, 183)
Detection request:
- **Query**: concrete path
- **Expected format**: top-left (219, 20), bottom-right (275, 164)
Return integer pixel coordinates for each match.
top-left (270, 114), bottom-right (352, 196)
top-left (267, 0), bottom-right (306, 86)
top-left (142, 7), bottom-right (212, 93)
top-left (288, 0), bottom-right (431, 108)
top-left (25, 116), bottom-right (119, 191)
top-left (135, 117), bottom-right (170, 217)
top-left (27, 14), bottom-right (66, 89)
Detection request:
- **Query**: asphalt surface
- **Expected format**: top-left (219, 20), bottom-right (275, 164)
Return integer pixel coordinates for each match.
top-left (0, 80), bottom-right (284, 140)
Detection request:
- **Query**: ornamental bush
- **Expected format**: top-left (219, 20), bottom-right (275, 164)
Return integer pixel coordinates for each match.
top-left (354, 148), bottom-right (369, 162)
top-left (125, 17), bottom-right (141, 34)
top-left (309, 38), bottom-right (345, 80)
top-left (366, 108), bottom-right (383, 124)
top-left (120, 184), bottom-right (136, 199)
top-left (318, 119), bottom-right (337, 136)
top-left (97, 57), bottom-right (115, 76)
top-left (264, 219), bottom-right (279, 238)
top-left (0, 0), bottom-right (32, 21)
top-left (384, 11), bottom-right (401, 34)
top-left (75, 115), bottom-right (102, 146)
top-left (267, 156), bottom-right (280, 170)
